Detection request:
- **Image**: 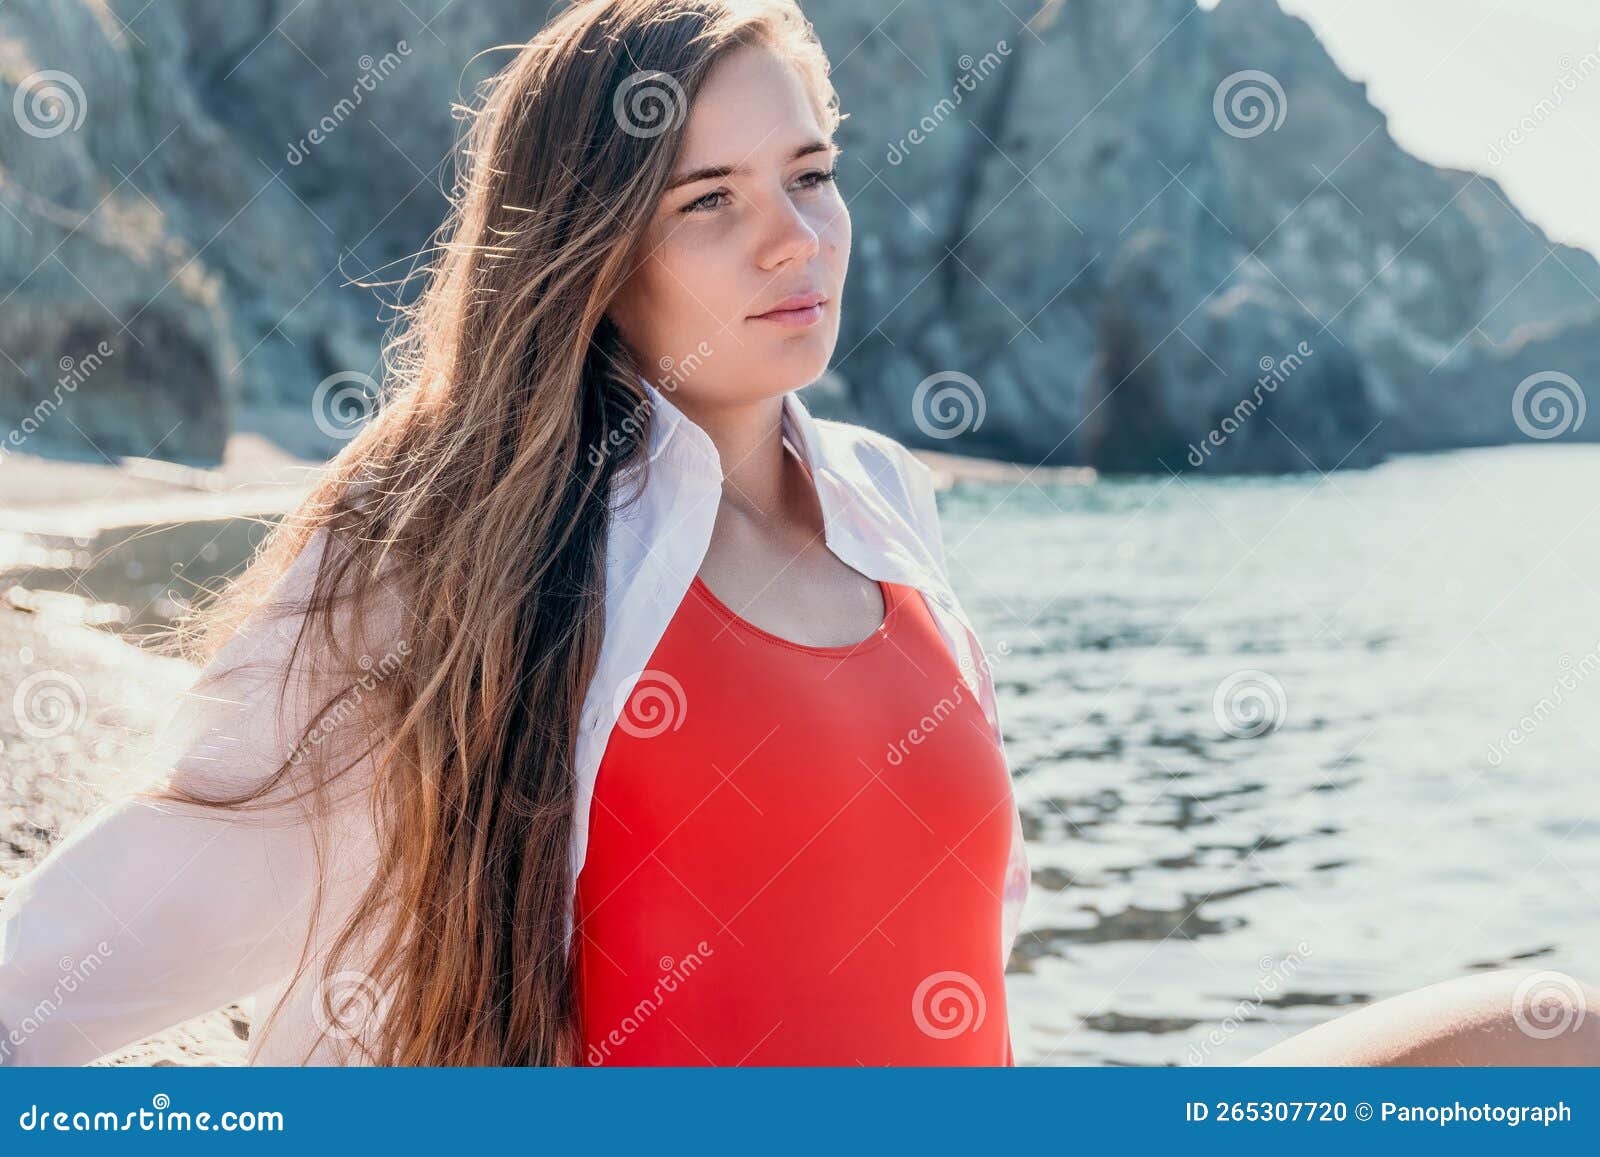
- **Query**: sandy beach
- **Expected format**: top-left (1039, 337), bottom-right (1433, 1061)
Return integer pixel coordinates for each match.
top-left (0, 567), bottom-right (251, 1064)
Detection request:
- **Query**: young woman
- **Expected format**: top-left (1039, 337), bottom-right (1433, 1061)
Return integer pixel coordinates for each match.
top-left (1, 0), bottom-right (1596, 1068)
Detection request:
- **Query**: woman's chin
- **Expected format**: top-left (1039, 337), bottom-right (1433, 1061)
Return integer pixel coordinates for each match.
top-left (767, 333), bottom-right (837, 385)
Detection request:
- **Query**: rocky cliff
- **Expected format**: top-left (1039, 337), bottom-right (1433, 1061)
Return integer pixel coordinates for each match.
top-left (1, 0), bottom-right (1595, 472)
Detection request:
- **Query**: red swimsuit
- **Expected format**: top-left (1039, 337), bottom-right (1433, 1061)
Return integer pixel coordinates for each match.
top-left (573, 570), bottom-right (1015, 1066)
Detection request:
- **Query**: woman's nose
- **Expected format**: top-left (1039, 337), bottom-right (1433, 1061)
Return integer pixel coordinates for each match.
top-left (756, 195), bottom-right (820, 269)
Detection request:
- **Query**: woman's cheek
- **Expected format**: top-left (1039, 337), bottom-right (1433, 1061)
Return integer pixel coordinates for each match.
top-left (823, 200), bottom-right (850, 273)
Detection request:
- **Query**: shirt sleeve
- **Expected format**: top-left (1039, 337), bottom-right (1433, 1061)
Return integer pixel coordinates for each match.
top-left (0, 527), bottom-right (396, 1066)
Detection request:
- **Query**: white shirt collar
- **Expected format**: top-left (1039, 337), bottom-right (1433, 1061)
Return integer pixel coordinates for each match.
top-left (639, 371), bottom-right (818, 472)
top-left (630, 373), bottom-right (970, 632)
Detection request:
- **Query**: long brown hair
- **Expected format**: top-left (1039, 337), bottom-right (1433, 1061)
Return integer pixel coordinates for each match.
top-left (141, 0), bottom-right (840, 1065)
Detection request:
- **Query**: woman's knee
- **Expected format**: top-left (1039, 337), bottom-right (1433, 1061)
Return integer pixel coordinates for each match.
top-left (1242, 967), bottom-right (1600, 1066)
top-left (1358, 967), bottom-right (1599, 1066)
top-left (1465, 967), bottom-right (1600, 1064)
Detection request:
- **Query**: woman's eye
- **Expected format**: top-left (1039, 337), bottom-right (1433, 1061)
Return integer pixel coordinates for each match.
top-left (681, 189), bottom-right (729, 214)
top-left (795, 165), bottom-right (839, 191)
top-left (678, 166), bottom-right (839, 216)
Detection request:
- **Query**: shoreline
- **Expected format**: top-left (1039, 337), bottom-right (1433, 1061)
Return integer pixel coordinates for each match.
top-left (0, 434), bottom-right (1092, 536)
top-left (911, 446), bottom-right (1097, 490)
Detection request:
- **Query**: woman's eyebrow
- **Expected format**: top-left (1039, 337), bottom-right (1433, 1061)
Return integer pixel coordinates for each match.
top-left (665, 139), bottom-right (835, 192)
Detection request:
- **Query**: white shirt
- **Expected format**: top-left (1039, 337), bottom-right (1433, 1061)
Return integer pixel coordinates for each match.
top-left (0, 376), bottom-right (1029, 1065)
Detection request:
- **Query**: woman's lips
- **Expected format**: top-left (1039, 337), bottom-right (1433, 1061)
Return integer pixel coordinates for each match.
top-left (749, 302), bottom-right (825, 327)
top-left (749, 293), bottom-right (827, 328)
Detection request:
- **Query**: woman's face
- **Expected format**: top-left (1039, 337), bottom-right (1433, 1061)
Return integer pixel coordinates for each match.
top-left (607, 43), bottom-right (851, 409)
